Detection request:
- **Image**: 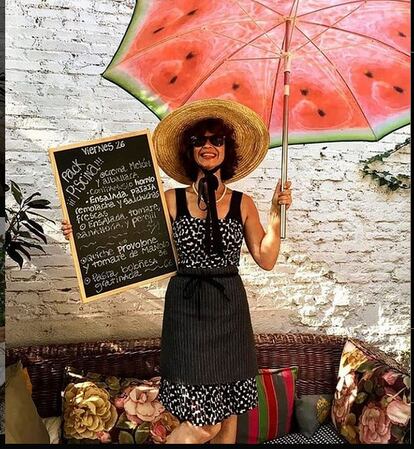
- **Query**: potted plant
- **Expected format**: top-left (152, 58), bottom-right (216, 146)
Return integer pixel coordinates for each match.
top-left (4, 181), bottom-right (54, 268)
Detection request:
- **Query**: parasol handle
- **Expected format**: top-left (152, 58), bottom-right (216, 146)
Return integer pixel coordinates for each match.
top-left (280, 18), bottom-right (293, 240)
top-left (280, 137), bottom-right (289, 239)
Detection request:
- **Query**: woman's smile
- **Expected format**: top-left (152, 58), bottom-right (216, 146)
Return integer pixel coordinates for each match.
top-left (200, 151), bottom-right (217, 159)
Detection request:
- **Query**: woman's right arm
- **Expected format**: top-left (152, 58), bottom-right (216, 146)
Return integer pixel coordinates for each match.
top-left (164, 188), bottom-right (176, 221)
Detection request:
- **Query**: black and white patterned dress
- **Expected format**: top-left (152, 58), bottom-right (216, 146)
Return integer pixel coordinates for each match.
top-left (158, 187), bottom-right (258, 426)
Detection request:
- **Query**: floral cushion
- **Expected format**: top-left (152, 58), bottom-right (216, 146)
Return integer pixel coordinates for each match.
top-left (331, 339), bottom-right (410, 444)
top-left (61, 367), bottom-right (180, 444)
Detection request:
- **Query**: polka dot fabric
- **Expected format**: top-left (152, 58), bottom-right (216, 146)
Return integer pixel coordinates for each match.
top-left (264, 423), bottom-right (348, 444)
top-left (158, 188), bottom-right (258, 426)
top-left (158, 377), bottom-right (258, 426)
top-left (172, 215), bottom-right (244, 268)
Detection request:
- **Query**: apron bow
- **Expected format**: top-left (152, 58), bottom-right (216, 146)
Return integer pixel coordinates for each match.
top-left (179, 273), bottom-right (230, 320)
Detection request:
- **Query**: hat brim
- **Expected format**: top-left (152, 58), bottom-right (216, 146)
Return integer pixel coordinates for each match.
top-left (153, 99), bottom-right (270, 185)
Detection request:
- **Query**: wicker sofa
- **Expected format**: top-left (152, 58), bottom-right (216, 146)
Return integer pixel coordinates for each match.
top-left (6, 332), bottom-right (352, 444)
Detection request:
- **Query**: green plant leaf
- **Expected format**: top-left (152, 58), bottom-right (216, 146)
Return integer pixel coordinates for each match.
top-left (135, 422), bottom-right (151, 444)
top-left (27, 199), bottom-right (51, 209)
top-left (360, 139), bottom-right (411, 190)
top-left (119, 431), bottom-right (134, 444)
top-left (10, 180), bottom-right (23, 205)
top-left (17, 231), bottom-right (32, 239)
top-left (10, 242), bottom-right (31, 260)
top-left (16, 240), bottom-right (45, 253)
top-left (22, 192), bottom-right (41, 205)
top-left (23, 217), bottom-right (44, 233)
top-left (6, 246), bottom-right (24, 268)
top-left (21, 222), bottom-right (47, 244)
top-left (26, 210), bottom-right (56, 223)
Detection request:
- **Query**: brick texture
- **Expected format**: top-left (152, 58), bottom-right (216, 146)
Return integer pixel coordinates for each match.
top-left (5, 1), bottom-right (410, 364)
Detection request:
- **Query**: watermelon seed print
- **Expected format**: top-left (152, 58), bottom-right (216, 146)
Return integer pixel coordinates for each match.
top-left (102, 0), bottom-right (410, 147)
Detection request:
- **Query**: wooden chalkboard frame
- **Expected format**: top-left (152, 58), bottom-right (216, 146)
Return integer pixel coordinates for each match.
top-left (49, 129), bottom-right (178, 303)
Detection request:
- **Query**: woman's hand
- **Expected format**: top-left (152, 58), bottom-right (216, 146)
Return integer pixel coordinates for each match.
top-left (61, 219), bottom-right (73, 240)
top-left (271, 179), bottom-right (292, 215)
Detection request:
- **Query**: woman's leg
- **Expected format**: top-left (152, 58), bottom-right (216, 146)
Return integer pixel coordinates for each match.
top-left (209, 415), bottom-right (237, 444)
top-left (166, 421), bottom-right (222, 444)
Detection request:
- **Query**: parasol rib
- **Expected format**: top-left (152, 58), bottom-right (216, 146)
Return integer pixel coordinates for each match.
top-left (294, 23), bottom-right (377, 139)
top-left (299, 20), bottom-right (409, 57)
top-left (233, 1), bottom-right (288, 54)
top-left (250, 0), bottom-right (284, 16)
top-left (297, 0), bottom-right (409, 19)
top-left (210, 29), bottom-right (282, 56)
top-left (294, 1), bottom-right (365, 54)
top-left (230, 56), bottom-right (282, 61)
top-left (180, 21), bottom-right (286, 104)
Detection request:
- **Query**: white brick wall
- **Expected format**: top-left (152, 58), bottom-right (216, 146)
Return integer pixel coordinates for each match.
top-left (5, 0), bottom-right (410, 362)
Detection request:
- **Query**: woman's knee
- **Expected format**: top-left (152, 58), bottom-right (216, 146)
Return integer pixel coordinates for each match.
top-left (187, 421), bottom-right (222, 440)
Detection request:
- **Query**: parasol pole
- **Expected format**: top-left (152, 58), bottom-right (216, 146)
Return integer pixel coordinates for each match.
top-left (280, 16), bottom-right (293, 239)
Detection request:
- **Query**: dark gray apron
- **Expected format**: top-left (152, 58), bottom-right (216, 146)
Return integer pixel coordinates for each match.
top-left (160, 265), bottom-right (258, 385)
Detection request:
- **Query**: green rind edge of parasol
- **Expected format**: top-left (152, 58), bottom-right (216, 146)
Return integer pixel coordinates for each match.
top-left (102, 67), bottom-right (170, 119)
top-left (269, 112), bottom-right (410, 149)
top-left (103, 63), bottom-right (410, 148)
top-left (102, 0), bottom-right (151, 78)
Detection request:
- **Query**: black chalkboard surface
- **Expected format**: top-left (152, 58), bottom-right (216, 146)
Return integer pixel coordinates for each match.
top-left (49, 130), bottom-right (177, 303)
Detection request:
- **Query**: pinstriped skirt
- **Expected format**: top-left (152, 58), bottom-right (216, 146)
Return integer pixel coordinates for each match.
top-left (159, 265), bottom-right (259, 425)
top-left (160, 265), bottom-right (258, 385)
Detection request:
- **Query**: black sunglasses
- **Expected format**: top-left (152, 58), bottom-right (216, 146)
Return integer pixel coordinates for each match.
top-left (189, 135), bottom-right (225, 147)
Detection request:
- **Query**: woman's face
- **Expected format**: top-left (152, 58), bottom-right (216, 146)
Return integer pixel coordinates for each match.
top-left (192, 130), bottom-right (226, 172)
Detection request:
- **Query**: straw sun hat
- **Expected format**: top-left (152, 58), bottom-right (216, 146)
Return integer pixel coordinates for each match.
top-left (152, 99), bottom-right (270, 185)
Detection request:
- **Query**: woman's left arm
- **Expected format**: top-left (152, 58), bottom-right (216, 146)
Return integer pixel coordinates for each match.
top-left (242, 180), bottom-right (292, 271)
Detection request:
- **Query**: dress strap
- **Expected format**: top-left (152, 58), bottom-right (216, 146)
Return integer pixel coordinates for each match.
top-left (226, 190), bottom-right (243, 223)
top-left (175, 188), bottom-right (190, 219)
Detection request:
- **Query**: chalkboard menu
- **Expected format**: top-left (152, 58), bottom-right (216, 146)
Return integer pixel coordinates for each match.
top-left (49, 130), bottom-right (177, 303)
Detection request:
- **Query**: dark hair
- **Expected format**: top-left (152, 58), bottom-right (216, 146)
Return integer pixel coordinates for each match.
top-left (179, 118), bottom-right (240, 182)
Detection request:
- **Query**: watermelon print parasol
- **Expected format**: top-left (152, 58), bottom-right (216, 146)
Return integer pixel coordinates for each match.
top-left (102, 0), bottom-right (410, 237)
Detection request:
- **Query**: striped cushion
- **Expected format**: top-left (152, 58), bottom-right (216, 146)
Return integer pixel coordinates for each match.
top-left (236, 367), bottom-right (298, 444)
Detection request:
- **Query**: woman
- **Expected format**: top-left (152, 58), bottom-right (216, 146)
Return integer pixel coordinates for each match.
top-left (62, 99), bottom-right (292, 444)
